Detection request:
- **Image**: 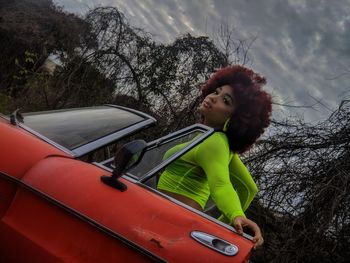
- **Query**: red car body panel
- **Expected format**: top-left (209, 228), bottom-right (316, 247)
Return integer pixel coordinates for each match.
top-left (0, 118), bottom-right (69, 178)
top-left (0, 112), bottom-right (254, 262)
top-left (1, 189), bottom-right (154, 262)
top-left (0, 118), bottom-right (69, 219)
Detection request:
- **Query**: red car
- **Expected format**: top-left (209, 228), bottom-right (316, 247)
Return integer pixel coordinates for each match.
top-left (0, 105), bottom-right (254, 262)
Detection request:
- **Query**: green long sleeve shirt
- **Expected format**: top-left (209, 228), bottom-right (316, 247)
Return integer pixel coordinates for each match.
top-left (157, 132), bottom-right (258, 222)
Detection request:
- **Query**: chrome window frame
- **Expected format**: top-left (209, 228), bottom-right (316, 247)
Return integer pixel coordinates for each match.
top-left (1, 105), bottom-right (156, 158)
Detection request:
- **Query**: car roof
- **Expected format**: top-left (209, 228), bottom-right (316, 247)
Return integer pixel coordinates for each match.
top-left (14, 105), bottom-right (156, 157)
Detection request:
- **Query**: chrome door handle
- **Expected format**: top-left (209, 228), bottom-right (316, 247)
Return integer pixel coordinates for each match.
top-left (190, 231), bottom-right (239, 256)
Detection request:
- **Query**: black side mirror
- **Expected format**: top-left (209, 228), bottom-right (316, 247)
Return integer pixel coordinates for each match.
top-left (101, 140), bottom-right (147, 191)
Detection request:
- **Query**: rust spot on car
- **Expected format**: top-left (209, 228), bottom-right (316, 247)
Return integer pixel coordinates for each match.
top-left (150, 238), bottom-right (164, 248)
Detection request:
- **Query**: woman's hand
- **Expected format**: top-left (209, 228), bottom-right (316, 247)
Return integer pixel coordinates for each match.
top-left (233, 216), bottom-right (264, 249)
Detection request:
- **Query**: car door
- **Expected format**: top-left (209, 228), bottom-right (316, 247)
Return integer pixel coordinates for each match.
top-left (99, 123), bottom-right (255, 262)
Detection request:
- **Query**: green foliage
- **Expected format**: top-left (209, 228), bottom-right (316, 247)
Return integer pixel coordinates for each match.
top-left (24, 51), bottom-right (37, 64)
top-left (0, 0), bottom-right (91, 95)
top-left (13, 51), bottom-right (37, 81)
top-left (0, 93), bottom-right (13, 114)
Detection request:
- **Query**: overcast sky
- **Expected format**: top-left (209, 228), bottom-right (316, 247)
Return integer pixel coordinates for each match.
top-left (54, 0), bottom-right (350, 123)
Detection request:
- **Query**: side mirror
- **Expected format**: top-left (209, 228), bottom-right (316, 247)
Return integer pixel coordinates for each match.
top-left (101, 140), bottom-right (147, 191)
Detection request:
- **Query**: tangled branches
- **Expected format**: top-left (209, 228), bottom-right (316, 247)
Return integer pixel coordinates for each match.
top-left (246, 101), bottom-right (350, 262)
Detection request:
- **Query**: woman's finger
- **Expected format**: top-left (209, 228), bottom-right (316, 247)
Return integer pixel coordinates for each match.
top-left (249, 221), bottom-right (263, 249)
top-left (233, 217), bottom-right (244, 235)
top-left (253, 235), bottom-right (264, 249)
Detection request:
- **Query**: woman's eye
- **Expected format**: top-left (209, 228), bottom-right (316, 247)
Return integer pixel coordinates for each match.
top-left (223, 96), bottom-right (232, 105)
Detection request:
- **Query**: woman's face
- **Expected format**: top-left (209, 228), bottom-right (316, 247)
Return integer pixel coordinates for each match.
top-left (199, 85), bottom-right (235, 129)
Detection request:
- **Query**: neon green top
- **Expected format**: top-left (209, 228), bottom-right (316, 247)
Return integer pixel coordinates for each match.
top-left (157, 132), bottom-right (258, 222)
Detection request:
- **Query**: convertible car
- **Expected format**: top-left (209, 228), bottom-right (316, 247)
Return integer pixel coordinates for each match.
top-left (0, 105), bottom-right (254, 262)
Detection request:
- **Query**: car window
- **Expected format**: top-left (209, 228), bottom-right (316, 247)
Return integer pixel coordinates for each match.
top-left (99, 124), bottom-right (213, 183)
top-left (130, 125), bottom-right (213, 183)
top-left (18, 105), bottom-right (156, 157)
top-left (22, 106), bottom-right (144, 149)
top-left (127, 131), bottom-right (201, 180)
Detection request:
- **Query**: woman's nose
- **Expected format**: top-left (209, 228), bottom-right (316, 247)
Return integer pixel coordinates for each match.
top-left (209, 94), bottom-right (217, 103)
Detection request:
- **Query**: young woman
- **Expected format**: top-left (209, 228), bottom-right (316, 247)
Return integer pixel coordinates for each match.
top-left (157, 65), bottom-right (272, 249)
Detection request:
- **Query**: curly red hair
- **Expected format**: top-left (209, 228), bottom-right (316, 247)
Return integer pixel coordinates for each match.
top-left (202, 65), bottom-right (272, 153)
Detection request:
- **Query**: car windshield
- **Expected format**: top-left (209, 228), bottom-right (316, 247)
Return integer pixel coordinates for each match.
top-left (21, 106), bottom-right (147, 151)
